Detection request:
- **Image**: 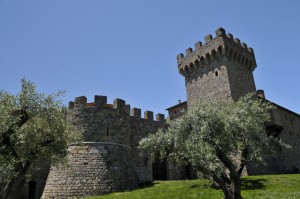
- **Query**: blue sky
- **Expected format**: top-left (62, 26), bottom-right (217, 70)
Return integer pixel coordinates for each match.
top-left (0, 0), bottom-right (300, 116)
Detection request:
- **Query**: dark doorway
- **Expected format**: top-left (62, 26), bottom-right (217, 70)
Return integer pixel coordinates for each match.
top-left (28, 181), bottom-right (37, 199)
top-left (186, 164), bottom-right (191, 179)
top-left (185, 163), bottom-right (197, 180)
top-left (152, 157), bottom-right (167, 180)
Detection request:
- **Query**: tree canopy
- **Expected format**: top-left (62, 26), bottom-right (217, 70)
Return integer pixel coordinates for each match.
top-left (139, 94), bottom-right (289, 199)
top-left (0, 79), bottom-right (82, 199)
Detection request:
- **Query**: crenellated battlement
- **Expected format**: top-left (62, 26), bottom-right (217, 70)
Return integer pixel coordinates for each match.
top-left (68, 95), bottom-right (165, 122)
top-left (41, 28), bottom-right (300, 199)
top-left (177, 27), bottom-right (257, 77)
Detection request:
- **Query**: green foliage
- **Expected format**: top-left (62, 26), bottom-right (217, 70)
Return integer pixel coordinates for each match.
top-left (0, 78), bottom-right (82, 180)
top-left (139, 93), bottom-right (290, 198)
top-left (140, 94), bottom-right (287, 174)
top-left (82, 174), bottom-right (300, 199)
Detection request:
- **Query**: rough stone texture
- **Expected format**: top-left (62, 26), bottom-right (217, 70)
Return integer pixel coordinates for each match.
top-left (275, 108), bottom-right (300, 173)
top-left (42, 97), bottom-right (166, 198)
top-left (177, 27), bottom-right (256, 108)
top-left (42, 143), bottom-right (137, 198)
top-left (247, 105), bottom-right (300, 174)
top-left (0, 163), bottom-right (50, 199)
top-left (166, 101), bottom-right (187, 120)
top-left (25, 164), bottom-right (50, 199)
top-left (8, 27), bottom-right (300, 198)
top-left (177, 27), bottom-right (300, 176)
top-left (185, 59), bottom-right (232, 108)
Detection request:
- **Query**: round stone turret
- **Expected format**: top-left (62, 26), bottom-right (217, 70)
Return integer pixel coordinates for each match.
top-left (42, 95), bottom-right (166, 198)
top-left (41, 142), bottom-right (138, 198)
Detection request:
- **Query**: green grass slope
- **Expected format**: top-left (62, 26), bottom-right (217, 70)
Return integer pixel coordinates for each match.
top-left (82, 174), bottom-right (300, 199)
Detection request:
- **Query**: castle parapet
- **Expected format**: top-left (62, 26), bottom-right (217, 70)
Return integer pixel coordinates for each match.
top-left (156, 113), bottom-right (165, 122)
top-left (144, 111), bottom-right (153, 121)
top-left (113, 98), bottom-right (125, 110)
top-left (74, 96), bottom-right (87, 108)
top-left (177, 27), bottom-right (257, 77)
top-left (68, 101), bottom-right (75, 109)
top-left (204, 34), bottom-right (213, 43)
top-left (69, 96), bottom-right (162, 122)
top-left (95, 95), bottom-right (107, 107)
top-left (131, 108), bottom-right (141, 118)
top-left (125, 104), bottom-right (131, 114)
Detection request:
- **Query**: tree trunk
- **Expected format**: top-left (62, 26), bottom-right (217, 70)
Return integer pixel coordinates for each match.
top-left (228, 177), bottom-right (243, 199)
top-left (213, 175), bottom-right (233, 199)
top-left (3, 169), bottom-right (27, 199)
top-left (214, 148), bottom-right (246, 199)
top-left (3, 178), bottom-right (16, 199)
top-left (3, 161), bottom-right (31, 199)
top-left (213, 173), bottom-right (243, 199)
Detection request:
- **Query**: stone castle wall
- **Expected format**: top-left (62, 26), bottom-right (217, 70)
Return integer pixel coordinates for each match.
top-left (0, 162), bottom-right (50, 199)
top-left (11, 27), bottom-right (299, 198)
top-left (41, 95), bottom-right (166, 198)
top-left (177, 28), bottom-right (257, 107)
top-left (42, 143), bottom-right (137, 198)
top-left (247, 104), bottom-right (300, 175)
top-left (275, 107), bottom-right (300, 173)
top-left (185, 59), bottom-right (232, 106)
top-left (176, 28), bottom-right (300, 176)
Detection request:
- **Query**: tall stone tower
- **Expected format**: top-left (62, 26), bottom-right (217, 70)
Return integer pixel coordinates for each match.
top-left (177, 27), bottom-right (257, 108)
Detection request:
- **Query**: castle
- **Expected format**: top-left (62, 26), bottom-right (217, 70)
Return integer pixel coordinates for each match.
top-left (4, 28), bottom-right (300, 199)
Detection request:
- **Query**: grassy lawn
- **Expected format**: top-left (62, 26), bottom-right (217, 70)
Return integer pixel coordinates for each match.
top-left (82, 174), bottom-right (300, 199)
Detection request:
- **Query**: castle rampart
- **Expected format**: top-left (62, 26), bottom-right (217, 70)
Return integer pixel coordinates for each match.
top-left (177, 27), bottom-right (256, 77)
top-left (177, 28), bottom-right (257, 107)
top-left (36, 28), bottom-right (300, 199)
top-left (42, 95), bottom-right (166, 198)
top-left (247, 91), bottom-right (300, 175)
top-left (42, 142), bottom-right (137, 198)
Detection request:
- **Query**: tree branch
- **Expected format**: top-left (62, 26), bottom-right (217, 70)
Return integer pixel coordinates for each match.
top-left (0, 109), bottom-right (29, 162)
top-left (237, 146), bottom-right (249, 176)
top-left (212, 173), bottom-right (232, 199)
top-left (12, 109), bottom-right (29, 128)
top-left (215, 148), bottom-right (238, 178)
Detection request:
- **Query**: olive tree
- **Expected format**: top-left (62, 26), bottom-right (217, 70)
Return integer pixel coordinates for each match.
top-left (139, 94), bottom-right (289, 199)
top-left (0, 79), bottom-right (82, 199)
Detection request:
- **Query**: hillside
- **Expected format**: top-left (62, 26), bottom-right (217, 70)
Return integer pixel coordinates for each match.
top-left (82, 174), bottom-right (300, 199)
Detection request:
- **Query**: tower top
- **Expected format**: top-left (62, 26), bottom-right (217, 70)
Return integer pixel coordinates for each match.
top-left (177, 27), bottom-right (257, 77)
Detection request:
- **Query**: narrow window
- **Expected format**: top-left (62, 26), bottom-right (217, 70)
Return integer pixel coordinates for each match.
top-left (174, 110), bottom-right (177, 114)
top-left (106, 128), bottom-right (109, 136)
top-left (215, 71), bottom-right (219, 76)
top-left (285, 115), bottom-right (287, 120)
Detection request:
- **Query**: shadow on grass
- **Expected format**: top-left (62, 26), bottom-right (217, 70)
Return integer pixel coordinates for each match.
top-left (190, 184), bottom-right (200, 188)
top-left (242, 178), bottom-right (267, 190)
top-left (203, 178), bottom-right (267, 191)
top-left (138, 181), bottom-right (159, 189)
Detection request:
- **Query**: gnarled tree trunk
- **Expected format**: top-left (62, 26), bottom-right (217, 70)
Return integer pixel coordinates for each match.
top-left (3, 161), bottom-right (31, 199)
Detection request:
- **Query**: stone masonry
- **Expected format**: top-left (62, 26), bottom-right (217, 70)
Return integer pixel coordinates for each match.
top-left (42, 143), bottom-right (137, 198)
top-left (173, 27), bottom-right (300, 174)
top-left (41, 96), bottom-right (166, 198)
top-left (6, 27), bottom-right (299, 199)
top-left (177, 27), bottom-right (256, 108)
